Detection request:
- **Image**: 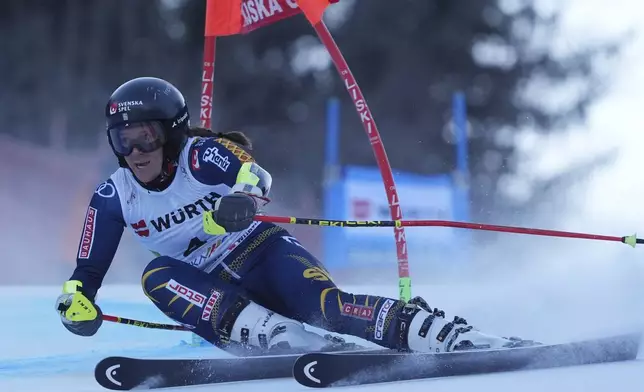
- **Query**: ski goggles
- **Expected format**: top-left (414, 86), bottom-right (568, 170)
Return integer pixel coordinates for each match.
top-left (108, 121), bottom-right (167, 156)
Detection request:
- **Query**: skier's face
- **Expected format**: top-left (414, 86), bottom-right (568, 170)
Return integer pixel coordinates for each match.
top-left (124, 146), bottom-right (164, 183)
top-left (111, 121), bottom-right (166, 183)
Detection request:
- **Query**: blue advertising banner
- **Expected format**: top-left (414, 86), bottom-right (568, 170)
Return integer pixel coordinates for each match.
top-left (324, 165), bottom-right (468, 270)
top-left (322, 92), bottom-right (470, 274)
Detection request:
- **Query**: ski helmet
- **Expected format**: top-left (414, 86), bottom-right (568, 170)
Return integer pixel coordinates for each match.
top-left (105, 77), bottom-right (190, 168)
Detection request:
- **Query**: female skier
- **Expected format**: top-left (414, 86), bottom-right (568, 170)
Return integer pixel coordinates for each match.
top-left (55, 77), bottom-right (525, 354)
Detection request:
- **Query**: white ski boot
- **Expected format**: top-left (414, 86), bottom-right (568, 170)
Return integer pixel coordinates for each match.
top-left (402, 297), bottom-right (535, 353)
top-left (226, 301), bottom-right (356, 354)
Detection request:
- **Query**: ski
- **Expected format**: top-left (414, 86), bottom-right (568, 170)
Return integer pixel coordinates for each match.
top-left (293, 333), bottom-right (642, 388)
top-left (95, 353), bottom-right (298, 390)
top-left (94, 346), bottom-right (386, 390)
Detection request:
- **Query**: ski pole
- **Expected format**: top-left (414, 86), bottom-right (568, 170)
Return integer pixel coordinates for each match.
top-left (254, 215), bottom-right (643, 248)
top-left (102, 314), bottom-right (190, 331)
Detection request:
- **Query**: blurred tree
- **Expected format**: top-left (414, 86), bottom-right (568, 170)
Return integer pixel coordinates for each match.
top-left (331, 0), bottom-right (622, 218)
top-left (176, 0), bottom-right (621, 217)
top-left (0, 0), bottom-right (622, 218)
top-left (0, 0), bottom-right (180, 147)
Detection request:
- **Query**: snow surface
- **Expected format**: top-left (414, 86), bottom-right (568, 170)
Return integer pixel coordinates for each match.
top-left (1, 282), bottom-right (643, 392)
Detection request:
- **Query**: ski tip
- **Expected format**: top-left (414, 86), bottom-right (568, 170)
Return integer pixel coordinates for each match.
top-left (95, 356), bottom-right (130, 390)
top-left (293, 353), bottom-right (329, 388)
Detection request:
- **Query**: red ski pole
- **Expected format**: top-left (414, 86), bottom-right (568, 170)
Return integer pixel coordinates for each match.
top-left (102, 314), bottom-right (190, 331)
top-left (254, 215), bottom-right (643, 247)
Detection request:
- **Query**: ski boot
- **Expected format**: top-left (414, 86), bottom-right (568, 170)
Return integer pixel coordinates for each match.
top-left (223, 301), bottom-right (360, 356)
top-left (319, 334), bottom-right (362, 353)
top-left (401, 296), bottom-right (539, 353)
top-left (257, 329), bottom-right (361, 355)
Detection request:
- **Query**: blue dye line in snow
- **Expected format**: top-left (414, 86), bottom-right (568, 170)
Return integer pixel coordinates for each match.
top-left (0, 299), bottom-right (222, 377)
top-left (0, 341), bottom-right (221, 377)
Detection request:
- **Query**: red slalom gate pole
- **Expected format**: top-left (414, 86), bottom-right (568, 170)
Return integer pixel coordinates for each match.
top-left (199, 0), bottom-right (413, 301)
top-left (201, 35), bottom-right (216, 128)
top-left (312, 21), bottom-right (413, 302)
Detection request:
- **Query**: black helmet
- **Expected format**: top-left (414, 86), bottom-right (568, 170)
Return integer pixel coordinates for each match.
top-left (105, 77), bottom-right (190, 168)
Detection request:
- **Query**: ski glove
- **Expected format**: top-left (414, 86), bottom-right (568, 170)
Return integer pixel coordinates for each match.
top-left (55, 280), bottom-right (103, 337)
top-left (206, 192), bottom-right (258, 234)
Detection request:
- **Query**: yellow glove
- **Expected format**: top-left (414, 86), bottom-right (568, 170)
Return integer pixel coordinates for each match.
top-left (55, 280), bottom-right (103, 336)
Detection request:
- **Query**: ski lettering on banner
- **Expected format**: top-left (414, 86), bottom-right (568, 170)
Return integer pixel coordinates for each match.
top-left (241, 0), bottom-right (301, 33)
top-left (206, 0), bottom-right (338, 37)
